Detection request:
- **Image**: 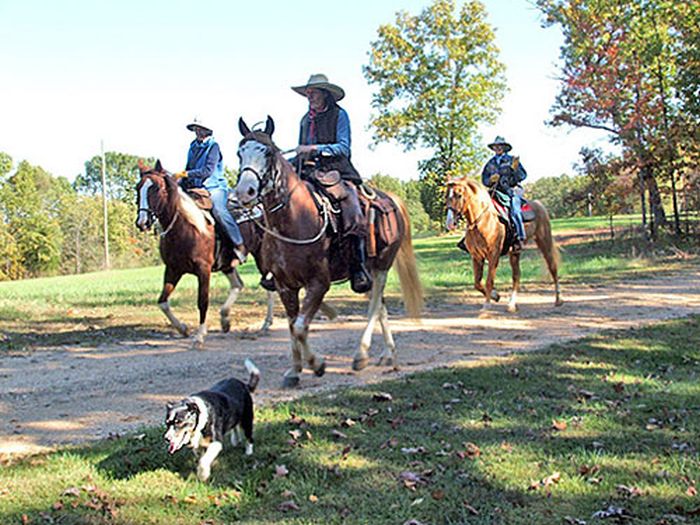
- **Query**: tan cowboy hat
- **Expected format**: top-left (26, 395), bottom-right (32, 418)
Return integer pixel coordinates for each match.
top-left (488, 136), bottom-right (512, 152)
top-left (186, 116), bottom-right (213, 133)
top-left (291, 73), bottom-right (345, 101)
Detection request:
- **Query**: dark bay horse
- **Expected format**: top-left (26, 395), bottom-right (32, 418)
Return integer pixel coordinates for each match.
top-left (135, 161), bottom-right (274, 349)
top-left (234, 117), bottom-right (423, 387)
top-left (445, 177), bottom-right (562, 312)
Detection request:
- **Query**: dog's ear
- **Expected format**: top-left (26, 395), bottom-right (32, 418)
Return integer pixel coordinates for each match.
top-left (186, 400), bottom-right (199, 413)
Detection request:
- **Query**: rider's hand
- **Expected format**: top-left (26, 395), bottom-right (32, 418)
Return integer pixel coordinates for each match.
top-left (295, 145), bottom-right (317, 155)
top-left (488, 173), bottom-right (500, 185)
top-left (174, 171), bottom-right (188, 180)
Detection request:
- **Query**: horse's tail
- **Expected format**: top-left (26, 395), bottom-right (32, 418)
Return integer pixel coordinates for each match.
top-left (388, 194), bottom-right (423, 319)
top-left (532, 199), bottom-right (561, 276)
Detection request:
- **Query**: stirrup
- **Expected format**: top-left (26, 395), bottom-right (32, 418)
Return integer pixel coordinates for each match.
top-left (351, 269), bottom-right (372, 294)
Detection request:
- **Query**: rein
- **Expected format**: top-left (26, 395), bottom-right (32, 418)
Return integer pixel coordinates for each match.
top-left (159, 211), bottom-right (179, 237)
top-left (244, 199), bottom-right (329, 245)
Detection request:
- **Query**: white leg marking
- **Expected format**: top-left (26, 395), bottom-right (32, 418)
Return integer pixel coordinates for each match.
top-left (197, 441), bottom-right (223, 482)
top-left (359, 271), bottom-right (386, 356)
top-left (159, 301), bottom-right (188, 335)
top-left (245, 442), bottom-right (253, 456)
top-left (261, 291), bottom-right (274, 332)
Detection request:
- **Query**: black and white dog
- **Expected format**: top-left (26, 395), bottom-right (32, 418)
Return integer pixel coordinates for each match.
top-left (164, 358), bottom-right (260, 481)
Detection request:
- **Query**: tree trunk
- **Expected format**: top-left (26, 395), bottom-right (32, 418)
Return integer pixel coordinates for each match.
top-left (645, 169), bottom-right (667, 233)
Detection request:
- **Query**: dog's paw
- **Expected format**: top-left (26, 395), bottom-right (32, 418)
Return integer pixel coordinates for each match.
top-left (245, 443), bottom-right (253, 456)
top-left (196, 465), bottom-right (211, 482)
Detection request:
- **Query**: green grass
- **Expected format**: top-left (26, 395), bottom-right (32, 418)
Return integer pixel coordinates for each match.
top-left (2, 316), bottom-right (699, 524)
top-left (1, 215), bottom-right (698, 351)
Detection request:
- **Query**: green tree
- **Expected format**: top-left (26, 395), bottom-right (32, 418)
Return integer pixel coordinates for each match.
top-left (536, 0), bottom-right (699, 238)
top-left (364, 0), bottom-right (506, 220)
top-left (0, 161), bottom-right (68, 275)
top-left (367, 173), bottom-right (434, 233)
top-left (75, 152), bottom-right (155, 202)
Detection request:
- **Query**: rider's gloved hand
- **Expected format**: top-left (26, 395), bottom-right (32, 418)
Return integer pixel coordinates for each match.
top-left (488, 173), bottom-right (500, 185)
top-left (295, 145), bottom-right (317, 156)
top-left (174, 171), bottom-right (188, 180)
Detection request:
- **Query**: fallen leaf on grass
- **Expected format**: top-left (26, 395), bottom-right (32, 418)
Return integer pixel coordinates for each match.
top-left (616, 484), bottom-right (643, 498)
top-left (687, 486), bottom-right (697, 497)
top-left (403, 520), bottom-right (427, 525)
top-left (373, 392), bottom-right (393, 402)
top-left (341, 418), bottom-right (356, 428)
top-left (431, 489), bottom-right (445, 500)
top-left (563, 517), bottom-right (587, 525)
top-left (552, 419), bottom-right (568, 431)
top-left (528, 472), bottom-right (561, 491)
top-left (380, 437), bottom-right (399, 449)
top-left (274, 465), bottom-right (288, 478)
top-left (456, 442), bottom-right (481, 460)
top-left (278, 500), bottom-right (300, 512)
top-left (331, 429), bottom-right (348, 440)
top-left (308, 494), bottom-right (318, 503)
top-left (61, 487), bottom-right (81, 497)
top-left (401, 446), bottom-right (427, 455)
top-left (399, 471), bottom-right (429, 490)
top-left (591, 505), bottom-right (632, 519)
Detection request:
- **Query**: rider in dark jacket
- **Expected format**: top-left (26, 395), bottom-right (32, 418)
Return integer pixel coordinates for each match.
top-left (291, 73), bottom-right (371, 294)
top-left (481, 136), bottom-right (528, 251)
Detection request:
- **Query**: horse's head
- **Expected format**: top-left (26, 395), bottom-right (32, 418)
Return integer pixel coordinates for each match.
top-left (444, 177), bottom-right (483, 231)
top-left (135, 159), bottom-right (173, 231)
top-left (235, 116), bottom-right (280, 206)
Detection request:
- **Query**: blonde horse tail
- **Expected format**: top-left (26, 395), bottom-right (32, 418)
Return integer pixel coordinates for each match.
top-left (533, 200), bottom-right (561, 277)
top-left (389, 194), bottom-right (423, 319)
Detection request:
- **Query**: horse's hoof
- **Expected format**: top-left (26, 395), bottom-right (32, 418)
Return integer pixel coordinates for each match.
top-left (352, 356), bottom-right (370, 371)
top-left (507, 304), bottom-right (518, 313)
top-left (377, 355), bottom-right (394, 368)
top-left (555, 298), bottom-right (564, 307)
top-left (221, 318), bottom-right (231, 333)
top-left (491, 292), bottom-right (501, 302)
top-left (283, 375), bottom-right (300, 388)
top-left (178, 325), bottom-right (190, 337)
top-left (313, 360), bottom-right (326, 377)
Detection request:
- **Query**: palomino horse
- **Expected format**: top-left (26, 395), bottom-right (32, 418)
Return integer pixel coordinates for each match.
top-left (445, 177), bottom-right (562, 312)
top-left (135, 161), bottom-right (274, 349)
top-left (235, 117), bottom-right (423, 387)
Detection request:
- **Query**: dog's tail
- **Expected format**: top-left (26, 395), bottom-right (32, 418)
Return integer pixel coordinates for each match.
top-left (244, 358), bottom-right (260, 393)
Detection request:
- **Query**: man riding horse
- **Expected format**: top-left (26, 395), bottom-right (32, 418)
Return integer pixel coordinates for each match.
top-left (175, 117), bottom-right (247, 266)
top-left (481, 136), bottom-right (528, 252)
top-left (287, 73), bottom-right (372, 294)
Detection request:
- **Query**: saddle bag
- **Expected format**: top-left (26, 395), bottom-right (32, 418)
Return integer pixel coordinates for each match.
top-left (360, 189), bottom-right (401, 257)
top-left (186, 188), bottom-right (213, 211)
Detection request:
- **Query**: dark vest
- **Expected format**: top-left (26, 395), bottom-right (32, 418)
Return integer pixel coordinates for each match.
top-left (300, 103), bottom-right (361, 184)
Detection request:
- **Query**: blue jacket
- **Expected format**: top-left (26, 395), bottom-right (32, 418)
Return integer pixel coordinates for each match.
top-left (182, 137), bottom-right (227, 191)
top-left (481, 153), bottom-right (527, 194)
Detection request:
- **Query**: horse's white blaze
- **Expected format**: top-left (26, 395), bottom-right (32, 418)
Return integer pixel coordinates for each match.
top-left (236, 141), bottom-right (269, 204)
top-left (177, 189), bottom-right (211, 236)
top-left (445, 208), bottom-right (455, 231)
top-left (136, 179), bottom-right (154, 228)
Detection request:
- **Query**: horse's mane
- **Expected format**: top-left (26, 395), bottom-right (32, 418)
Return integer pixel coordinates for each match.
top-left (159, 170), bottom-right (210, 236)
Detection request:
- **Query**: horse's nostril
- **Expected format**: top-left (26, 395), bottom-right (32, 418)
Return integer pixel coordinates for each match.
top-left (247, 188), bottom-right (255, 196)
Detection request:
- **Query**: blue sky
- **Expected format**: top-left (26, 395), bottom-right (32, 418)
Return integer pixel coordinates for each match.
top-left (0, 0), bottom-right (611, 182)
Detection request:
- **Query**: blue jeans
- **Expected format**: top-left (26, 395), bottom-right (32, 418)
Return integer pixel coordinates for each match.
top-left (209, 187), bottom-right (244, 246)
top-left (510, 192), bottom-right (525, 241)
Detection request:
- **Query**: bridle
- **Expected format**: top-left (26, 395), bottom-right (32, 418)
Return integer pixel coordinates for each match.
top-left (237, 137), bottom-right (329, 245)
top-left (137, 171), bottom-right (179, 237)
top-left (446, 183), bottom-right (491, 230)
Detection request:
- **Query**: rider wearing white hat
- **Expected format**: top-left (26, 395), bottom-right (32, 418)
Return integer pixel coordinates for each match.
top-left (481, 135), bottom-right (528, 251)
top-left (291, 73), bottom-right (371, 294)
top-left (176, 117), bottom-right (247, 263)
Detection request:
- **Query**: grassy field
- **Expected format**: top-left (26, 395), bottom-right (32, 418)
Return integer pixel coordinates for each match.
top-left (0, 215), bottom-right (696, 352)
top-left (1, 316), bottom-right (699, 524)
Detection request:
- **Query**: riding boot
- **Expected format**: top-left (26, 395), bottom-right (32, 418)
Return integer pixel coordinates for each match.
top-left (349, 236), bottom-right (372, 294)
top-left (259, 272), bottom-right (276, 291)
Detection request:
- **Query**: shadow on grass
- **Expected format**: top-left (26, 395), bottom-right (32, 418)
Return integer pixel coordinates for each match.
top-left (22, 316), bottom-right (692, 524)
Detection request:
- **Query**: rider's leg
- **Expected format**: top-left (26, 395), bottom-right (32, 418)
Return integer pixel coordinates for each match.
top-left (510, 191), bottom-right (526, 251)
top-left (210, 188), bottom-right (247, 262)
top-left (340, 184), bottom-right (372, 294)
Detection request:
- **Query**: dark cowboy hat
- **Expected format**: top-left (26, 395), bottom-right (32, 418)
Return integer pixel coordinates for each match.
top-left (488, 136), bottom-right (512, 152)
top-left (292, 73), bottom-right (345, 101)
top-left (186, 116), bottom-right (213, 133)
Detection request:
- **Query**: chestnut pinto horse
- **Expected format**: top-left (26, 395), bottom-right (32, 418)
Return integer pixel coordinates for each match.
top-left (235, 117), bottom-right (423, 387)
top-left (135, 161), bottom-right (274, 349)
top-left (445, 177), bottom-right (563, 312)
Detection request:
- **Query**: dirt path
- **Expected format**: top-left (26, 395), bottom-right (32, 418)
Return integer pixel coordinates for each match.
top-left (2, 270), bottom-right (699, 456)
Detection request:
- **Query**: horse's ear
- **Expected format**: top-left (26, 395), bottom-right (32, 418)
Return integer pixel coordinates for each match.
top-left (264, 115), bottom-right (275, 137)
top-left (238, 117), bottom-right (252, 137)
top-left (155, 159), bottom-right (163, 172)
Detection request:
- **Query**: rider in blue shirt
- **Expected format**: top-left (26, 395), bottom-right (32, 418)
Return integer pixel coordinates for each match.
top-left (481, 136), bottom-right (528, 251)
top-left (175, 118), bottom-right (246, 264)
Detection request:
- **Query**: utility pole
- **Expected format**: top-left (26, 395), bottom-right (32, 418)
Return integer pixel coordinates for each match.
top-left (101, 140), bottom-right (111, 269)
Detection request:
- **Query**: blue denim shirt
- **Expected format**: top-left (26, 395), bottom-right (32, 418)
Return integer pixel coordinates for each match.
top-left (184, 136), bottom-right (227, 191)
